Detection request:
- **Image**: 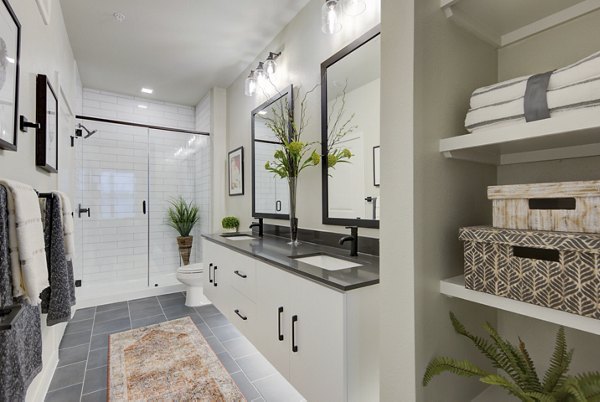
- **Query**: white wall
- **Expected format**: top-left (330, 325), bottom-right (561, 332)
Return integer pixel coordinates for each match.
top-left (225, 0), bottom-right (381, 237)
top-left (0, 1), bottom-right (81, 400)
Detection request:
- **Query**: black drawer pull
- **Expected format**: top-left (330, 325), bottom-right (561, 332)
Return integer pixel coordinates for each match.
top-left (513, 246), bottom-right (560, 262)
top-left (278, 307), bottom-right (284, 341)
top-left (234, 309), bottom-right (248, 321)
top-left (213, 266), bottom-right (218, 287)
top-left (529, 198), bottom-right (576, 210)
top-left (209, 263), bottom-right (213, 283)
top-left (292, 315), bottom-right (298, 353)
top-left (234, 270), bottom-right (247, 279)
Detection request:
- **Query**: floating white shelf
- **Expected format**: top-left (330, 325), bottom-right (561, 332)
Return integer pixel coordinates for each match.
top-left (441, 0), bottom-right (600, 48)
top-left (440, 275), bottom-right (600, 336)
top-left (439, 108), bottom-right (600, 165)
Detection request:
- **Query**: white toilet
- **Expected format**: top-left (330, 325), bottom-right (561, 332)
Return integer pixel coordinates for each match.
top-left (176, 263), bottom-right (209, 307)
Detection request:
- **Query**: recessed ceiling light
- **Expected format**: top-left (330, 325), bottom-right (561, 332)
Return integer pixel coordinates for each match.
top-left (137, 104), bottom-right (148, 109)
top-left (141, 88), bottom-right (153, 94)
top-left (5, 56), bottom-right (15, 64)
top-left (113, 12), bottom-right (126, 23)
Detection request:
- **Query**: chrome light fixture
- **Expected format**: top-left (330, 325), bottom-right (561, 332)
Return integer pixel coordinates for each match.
top-left (244, 70), bottom-right (257, 97)
top-left (264, 52), bottom-right (282, 76)
top-left (342, 0), bottom-right (366, 16)
top-left (322, 0), bottom-right (342, 34)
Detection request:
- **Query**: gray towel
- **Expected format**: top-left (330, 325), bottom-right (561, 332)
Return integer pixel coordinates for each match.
top-left (0, 185), bottom-right (43, 401)
top-left (40, 195), bottom-right (76, 325)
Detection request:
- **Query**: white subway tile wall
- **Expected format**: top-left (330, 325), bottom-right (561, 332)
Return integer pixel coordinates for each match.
top-left (74, 88), bottom-right (211, 290)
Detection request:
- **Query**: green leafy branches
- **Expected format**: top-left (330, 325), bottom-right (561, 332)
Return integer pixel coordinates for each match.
top-left (221, 216), bottom-right (240, 230)
top-left (327, 80), bottom-right (357, 169)
top-left (166, 196), bottom-right (199, 237)
top-left (423, 313), bottom-right (600, 402)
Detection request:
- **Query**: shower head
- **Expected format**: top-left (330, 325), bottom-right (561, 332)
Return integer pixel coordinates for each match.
top-left (78, 123), bottom-right (97, 139)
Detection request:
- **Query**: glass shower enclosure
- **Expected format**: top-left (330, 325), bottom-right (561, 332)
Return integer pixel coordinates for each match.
top-left (74, 119), bottom-right (211, 297)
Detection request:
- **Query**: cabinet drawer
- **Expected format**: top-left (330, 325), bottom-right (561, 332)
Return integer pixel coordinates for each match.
top-left (226, 288), bottom-right (257, 343)
top-left (228, 252), bottom-right (257, 302)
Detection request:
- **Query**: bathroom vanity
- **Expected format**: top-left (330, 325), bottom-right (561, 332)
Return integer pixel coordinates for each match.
top-left (202, 233), bottom-right (380, 402)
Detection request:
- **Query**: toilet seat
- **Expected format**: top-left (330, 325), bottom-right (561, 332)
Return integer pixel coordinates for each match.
top-left (177, 263), bottom-right (203, 274)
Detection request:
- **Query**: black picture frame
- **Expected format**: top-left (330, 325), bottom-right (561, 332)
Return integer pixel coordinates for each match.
top-left (321, 24), bottom-right (381, 229)
top-left (251, 85), bottom-right (293, 220)
top-left (36, 74), bottom-right (58, 173)
top-left (373, 145), bottom-right (380, 187)
top-left (228, 146), bottom-right (244, 196)
top-left (0, 0), bottom-right (21, 151)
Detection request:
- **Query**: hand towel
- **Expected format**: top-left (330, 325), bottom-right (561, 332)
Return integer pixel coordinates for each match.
top-left (0, 181), bottom-right (49, 305)
top-left (54, 191), bottom-right (75, 261)
top-left (0, 185), bottom-right (43, 401)
top-left (40, 195), bottom-right (75, 325)
top-left (470, 50), bottom-right (600, 109)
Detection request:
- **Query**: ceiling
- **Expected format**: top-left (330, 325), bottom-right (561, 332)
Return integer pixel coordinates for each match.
top-left (60, 0), bottom-right (311, 106)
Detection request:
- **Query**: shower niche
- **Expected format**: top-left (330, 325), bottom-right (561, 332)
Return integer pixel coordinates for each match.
top-left (74, 118), bottom-right (211, 295)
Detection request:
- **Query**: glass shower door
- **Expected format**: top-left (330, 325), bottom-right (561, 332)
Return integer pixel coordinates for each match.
top-left (148, 129), bottom-right (202, 287)
top-left (78, 121), bottom-right (149, 291)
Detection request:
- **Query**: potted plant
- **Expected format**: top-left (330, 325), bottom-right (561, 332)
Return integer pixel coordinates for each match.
top-left (423, 312), bottom-right (600, 401)
top-left (167, 197), bottom-right (199, 266)
top-left (222, 216), bottom-right (240, 233)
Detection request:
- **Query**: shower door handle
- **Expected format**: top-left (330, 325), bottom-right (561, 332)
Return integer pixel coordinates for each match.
top-left (78, 204), bottom-right (90, 218)
top-left (275, 200), bottom-right (282, 212)
top-left (142, 200), bottom-right (146, 215)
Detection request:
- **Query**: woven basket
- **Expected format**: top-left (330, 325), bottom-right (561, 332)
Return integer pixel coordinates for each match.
top-left (460, 226), bottom-right (600, 319)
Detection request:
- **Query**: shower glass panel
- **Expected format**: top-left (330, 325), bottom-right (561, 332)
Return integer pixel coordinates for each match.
top-left (76, 119), bottom-right (211, 295)
top-left (78, 121), bottom-right (149, 292)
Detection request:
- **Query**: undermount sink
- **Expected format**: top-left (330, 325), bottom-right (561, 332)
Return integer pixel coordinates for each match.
top-left (221, 234), bottom-right (255, 241)
top-left (291, 253), bottom-right (362, 271)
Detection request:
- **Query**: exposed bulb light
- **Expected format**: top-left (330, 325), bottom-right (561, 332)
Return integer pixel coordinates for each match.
top-left (322, 0), bottom-right (342, 35)
top-left (6, 56), bottom-right (15, 64)
top-left (141, 87), bottom-right (153, 94)
top-left (255, 62), bottom-right (268, 85)
top-left (137, 104), bottom-right (148, 109)
top-left (342, 0), bottom-right (366, 16)
top-left (244, 70), bottom-right (257, 97)
top-left (264, 52), bottom-right (281, 76)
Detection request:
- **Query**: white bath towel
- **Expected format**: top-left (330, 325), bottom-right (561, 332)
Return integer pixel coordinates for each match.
top-left (0, 180), bottom-right (49, 305)
top-left (466, 75), bottom-right (600, 132)
top-left (55, 191), bottom-right (75, 261)
top-left (470, 50), bottom-right (600, 109)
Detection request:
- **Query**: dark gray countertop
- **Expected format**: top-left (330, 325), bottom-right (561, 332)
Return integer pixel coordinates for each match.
top-left (202, 233), bottom-right (379, 292)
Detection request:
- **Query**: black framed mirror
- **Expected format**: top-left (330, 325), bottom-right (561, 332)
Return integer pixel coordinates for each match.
top-left (252, 85), bottom-right (293, 220)
top-left (321, 25), bottom-right (381, 229)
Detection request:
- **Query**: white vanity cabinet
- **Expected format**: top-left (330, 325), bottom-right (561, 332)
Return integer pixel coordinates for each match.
top-left (202, 240), bottom-right (379, 402)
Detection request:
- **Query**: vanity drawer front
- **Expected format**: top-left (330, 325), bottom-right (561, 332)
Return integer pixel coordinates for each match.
top-left (226, 288), bottom-right (258, 343)
top-left (228, 252), bottom-right (257, 302)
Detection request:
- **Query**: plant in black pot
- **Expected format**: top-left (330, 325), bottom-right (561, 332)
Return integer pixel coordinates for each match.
top-left (221, 216), bottom-right (240, 233)
top-left (167, 197), bottom-right (199, 266)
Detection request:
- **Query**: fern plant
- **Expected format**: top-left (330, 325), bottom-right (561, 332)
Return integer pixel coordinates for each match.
top-left (423, 313), bottom-right (600, 401)
top-left (166, 197), bottom-right (199, 237)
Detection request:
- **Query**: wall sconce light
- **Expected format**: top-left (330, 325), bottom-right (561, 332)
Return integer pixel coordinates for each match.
top-left (342, 0), bottom-right (366, 16)
top-left (244, 70), bottom-right (257, 97)
top-left (322, 0), bottom-right (342, 34)
top-left (264, 52), bottom-right (282, 76)
top-left (255, 62), bottom-right (268, 85)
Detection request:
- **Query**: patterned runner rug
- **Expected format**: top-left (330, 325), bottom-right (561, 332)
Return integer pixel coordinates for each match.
top-left (108, 317), bottom-right (245, 401)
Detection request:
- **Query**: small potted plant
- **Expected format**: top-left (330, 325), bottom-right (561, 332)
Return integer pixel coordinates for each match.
top-left (167, 197), bottom-right (199, 265)
top-left (222, 216), bottom-right (240, 233)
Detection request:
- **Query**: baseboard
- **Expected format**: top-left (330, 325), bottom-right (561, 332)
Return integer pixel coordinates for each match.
top-left (75, 283), bottom-right (185, 309)
top-left (26, 323), bottom-right (64, 402)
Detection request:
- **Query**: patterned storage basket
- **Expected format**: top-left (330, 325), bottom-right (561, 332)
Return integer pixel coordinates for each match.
top-left (460, 226), bottom-right (600, 319)
top-left (488, 180), bottom-right (600, 233)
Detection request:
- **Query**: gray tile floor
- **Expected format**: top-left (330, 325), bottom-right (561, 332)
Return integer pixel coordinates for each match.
top-left (45, 292), bottom-right (304, 402)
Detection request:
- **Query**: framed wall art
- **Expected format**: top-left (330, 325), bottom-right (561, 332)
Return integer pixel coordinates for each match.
top-left (228, 146), bottom-right (244, 196)
top-left (0, 0), bottom-right (21, 151)
top-left (36, 74), bottom-right (58, 172)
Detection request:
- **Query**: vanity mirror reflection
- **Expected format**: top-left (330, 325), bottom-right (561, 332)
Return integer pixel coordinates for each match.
top-left (321, 26), bottom-right (380, 228)
top-left (252, 86), bottom-right (293, 219)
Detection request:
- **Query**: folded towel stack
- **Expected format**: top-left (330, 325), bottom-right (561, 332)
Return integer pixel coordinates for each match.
top-left (466, 50), bottom-right (600, 133)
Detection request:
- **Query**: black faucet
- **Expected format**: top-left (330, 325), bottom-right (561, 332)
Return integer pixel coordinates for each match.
top-left (339, 226), bottom-right (358, 257)
top-left (249, 218), bottom-right (264, 237)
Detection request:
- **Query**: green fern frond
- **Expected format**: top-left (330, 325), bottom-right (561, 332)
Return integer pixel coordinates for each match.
top-left (561, 377), bottom-right (588, 402)
top-left (543, 327), bottom-right (572, 393)
top-left (574, 372), bottom-right (600, 401)
top-left (422, 356), bottom-right (491, 386)
top-left (519, 337), bottom-right (543, 393)
top-left (524, 391), bottom-right (557, 402)
top-left (480, 374), bottom-right (533, 402)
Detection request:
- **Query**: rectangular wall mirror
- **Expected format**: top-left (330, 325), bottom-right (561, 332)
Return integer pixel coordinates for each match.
top-left (252, 85), bottom-right (293, 219)
top-left (321, 26), bottom-right (380, 228)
